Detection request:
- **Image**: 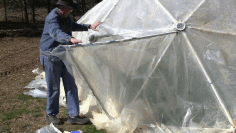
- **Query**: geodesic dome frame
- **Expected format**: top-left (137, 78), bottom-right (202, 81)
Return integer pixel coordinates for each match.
top-left (49, 0), bottom-right (236, 132)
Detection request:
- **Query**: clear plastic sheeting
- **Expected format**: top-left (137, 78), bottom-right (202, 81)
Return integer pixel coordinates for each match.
top-left (36, 123), bottom-right (62, 133)
top-left (24, 68), bottom-right (47, 98)
top-left (23, 88), bottom-right (47, 98)
top-left (24, 68), bottom-right (46, 89)
top-left (47, 0), bottom-right (236, 132)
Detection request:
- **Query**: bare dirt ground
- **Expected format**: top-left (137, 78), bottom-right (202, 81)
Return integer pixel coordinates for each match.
top-left (0, 7), bottom-right (105, 133)
top-left (0, 36), bottom-right (44, 132)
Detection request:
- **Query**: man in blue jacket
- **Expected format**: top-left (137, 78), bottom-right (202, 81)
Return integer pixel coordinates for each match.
top-left (40, 0), bottom-right (102, 125)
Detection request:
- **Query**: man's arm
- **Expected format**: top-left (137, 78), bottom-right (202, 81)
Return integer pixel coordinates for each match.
top-left (48, 16), bottom-right (72, 44)
top-left (71, 21), bottom-right (90, 31)
top-left (71, 20), bottom-right (102, 31)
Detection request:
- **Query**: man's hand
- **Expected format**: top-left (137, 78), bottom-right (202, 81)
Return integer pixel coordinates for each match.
top-left (70, 38), bottom-right (81, 44)
top-left (90, 21), bottom-right (102, 31)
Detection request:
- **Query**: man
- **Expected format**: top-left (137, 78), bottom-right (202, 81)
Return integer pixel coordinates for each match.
top-left (40, 0), bottom-right (102, 125)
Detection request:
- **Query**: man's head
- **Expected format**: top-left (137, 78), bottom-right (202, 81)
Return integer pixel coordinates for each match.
top-left (56, 0), bottom-right (77, 17)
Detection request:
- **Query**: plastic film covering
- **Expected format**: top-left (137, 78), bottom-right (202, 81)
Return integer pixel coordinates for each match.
top-left (49, 0), bottom-right (236, 132)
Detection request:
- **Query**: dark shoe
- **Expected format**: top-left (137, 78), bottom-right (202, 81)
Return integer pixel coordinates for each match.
top-left (46, 115), bottom-right (63, 125)
top-left (67, 116), bottom-right (90, 125)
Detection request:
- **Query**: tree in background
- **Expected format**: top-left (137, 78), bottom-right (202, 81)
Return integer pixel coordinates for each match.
top-left (3, 0), bottom-right (7, 22)
top-left (0, 0), bottom-right (102, 24)
top-left (81, 0), bottom-right (85, 14)
top-left (23, 0), bottom-right (29, 23)
top-left (47, 0), bottom-right (51, 14)
top-left (31, 0), bottom-right (35, 23)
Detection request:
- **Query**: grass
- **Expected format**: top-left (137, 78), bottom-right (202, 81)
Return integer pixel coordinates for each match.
top-left (17, 93), bottom-right (34, 101)
top-left (31, 107), bottom-right (43, 118)
top-left (38, 105), bottom-right (46, 110)
top-left (0, 94), bottom-right (47, 132)
top-left (60, 124), bottom-right (106, 133)
top-left (0, 78), bottom-right (106, 133)
top-left (1, 94), bottom-right (43, 121)
top-left (63, 108), bottom-right (69, 116)
top-left (1, 93), bottom-right (46, 132)
top-left (2, 108), bottom-right (27, 121)
top-left (0, 125), bottom-right (11, 133)
top-left (36, 98), bottom-right (42, 102)
top-left (21, 123), bottom-right (31, 129)
top-left (82, 124), bottom-right (106, 133)
top-left (20, 79), bottom-right (33, 85)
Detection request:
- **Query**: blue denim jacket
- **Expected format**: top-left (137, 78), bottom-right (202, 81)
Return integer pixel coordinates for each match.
top-left (40, 8), bottom-right (89, 52)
